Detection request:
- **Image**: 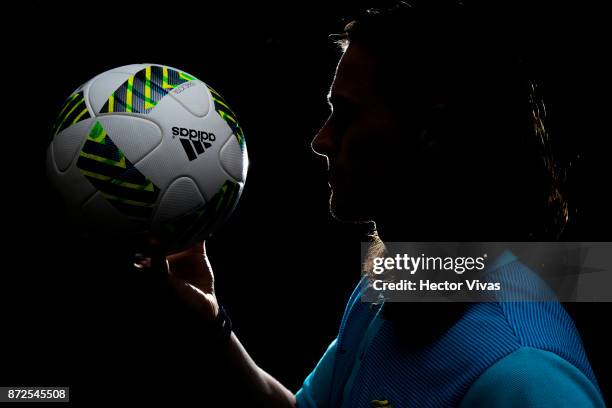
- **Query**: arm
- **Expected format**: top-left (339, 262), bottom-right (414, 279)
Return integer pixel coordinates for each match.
top-left (163, 242), bottom-right (296, 408)
top-left (224, 332), bottom-right (296, 407)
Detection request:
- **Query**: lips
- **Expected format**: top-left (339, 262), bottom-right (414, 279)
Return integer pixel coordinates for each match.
top-left (328, 162), bottom-right (342, 187)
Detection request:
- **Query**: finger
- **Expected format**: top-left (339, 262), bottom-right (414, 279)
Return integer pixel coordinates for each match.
top-left (131, 248), bottom-right (173, 289)
top-left (167, 241), bottom-right (206, 261)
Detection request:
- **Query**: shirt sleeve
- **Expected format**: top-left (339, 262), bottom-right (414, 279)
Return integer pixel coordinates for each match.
top-left (459, 347), bottom-right (606, 408)
top-left (295, 338), bottom-right (338, 408)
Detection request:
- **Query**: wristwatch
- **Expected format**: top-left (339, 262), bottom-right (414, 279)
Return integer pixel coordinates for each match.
top-left (209, 304), bottom-right (233, 347)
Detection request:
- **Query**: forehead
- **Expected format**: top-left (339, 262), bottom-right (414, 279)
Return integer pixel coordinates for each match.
top-left (330, 44), bottom-right (379, 100)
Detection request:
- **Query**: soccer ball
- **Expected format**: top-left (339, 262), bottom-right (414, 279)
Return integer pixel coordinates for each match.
top-left (47, 64), bottom-right (248, 254)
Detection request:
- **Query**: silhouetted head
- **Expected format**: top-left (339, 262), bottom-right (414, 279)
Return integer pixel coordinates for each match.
top-left (312, 1), bottom-right (567, 241)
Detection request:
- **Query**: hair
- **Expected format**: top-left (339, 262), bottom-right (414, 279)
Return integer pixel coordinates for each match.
top-left (340, 2), bottom-right (570, 332)
top-left (335, 1), bottom-right (568, 242)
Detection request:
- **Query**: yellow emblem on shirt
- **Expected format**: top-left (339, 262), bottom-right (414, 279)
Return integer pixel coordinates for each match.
top-left (371, 399), bottom-right (393, 407)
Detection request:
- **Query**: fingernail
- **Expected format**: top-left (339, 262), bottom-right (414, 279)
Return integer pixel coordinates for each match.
top-left (133, 253), bottom-right (152, 269)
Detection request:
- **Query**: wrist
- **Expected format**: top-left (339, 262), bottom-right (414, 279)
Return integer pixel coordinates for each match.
top-left (206, 303), bottom-right (232, 348)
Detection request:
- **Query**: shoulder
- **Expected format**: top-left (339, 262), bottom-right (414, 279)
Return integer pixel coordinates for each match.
top-left (459, 347), bottom-right (606, 408)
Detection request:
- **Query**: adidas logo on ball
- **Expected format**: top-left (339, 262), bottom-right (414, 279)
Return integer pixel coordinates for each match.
top-left (172, 126), bottom-right (216, 161)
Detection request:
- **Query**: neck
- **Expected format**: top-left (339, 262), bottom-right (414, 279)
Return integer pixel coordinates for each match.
top-left (375, 212), bottom-right (443, 242)
top-left (374, 200), bottom-right (497, 242)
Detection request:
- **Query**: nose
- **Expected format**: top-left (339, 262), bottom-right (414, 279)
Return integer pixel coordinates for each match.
top-left (311, 118), bottom-right (337, 159)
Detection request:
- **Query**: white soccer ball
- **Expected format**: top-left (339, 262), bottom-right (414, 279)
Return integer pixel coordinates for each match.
top-left (47, 64), bottom-right (248, 253)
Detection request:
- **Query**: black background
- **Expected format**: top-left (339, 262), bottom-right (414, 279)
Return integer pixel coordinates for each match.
top-left (2, 1), bottom-right (610, 405)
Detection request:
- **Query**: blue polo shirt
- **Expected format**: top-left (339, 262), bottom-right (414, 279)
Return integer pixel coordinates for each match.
top-left (296, 251), bottom-right (605, 407)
